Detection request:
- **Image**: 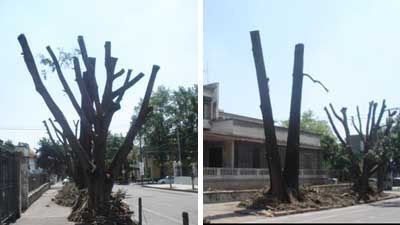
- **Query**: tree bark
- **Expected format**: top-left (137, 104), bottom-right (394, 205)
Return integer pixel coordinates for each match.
top-left (250, 30), bottom-right (288, 202)
top-left (283, 44), bottom-right (304, 197)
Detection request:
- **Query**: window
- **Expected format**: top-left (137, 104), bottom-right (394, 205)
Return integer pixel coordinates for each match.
top-left (302, 153), bottom-right (313, 169)
top-left (204, 101), bottom-right (211, 119)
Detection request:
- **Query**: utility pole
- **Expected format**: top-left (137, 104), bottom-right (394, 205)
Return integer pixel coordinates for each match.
top-left (176, 125), bottom-right (183, 176)
top-left (139, 132), bottom-right (144, 186)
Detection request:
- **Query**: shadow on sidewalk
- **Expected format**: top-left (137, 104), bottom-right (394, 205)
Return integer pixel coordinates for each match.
top-left (370, 200), bottom-right (400, 208)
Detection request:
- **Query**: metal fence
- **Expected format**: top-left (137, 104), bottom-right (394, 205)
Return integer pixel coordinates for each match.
top-left (0, 151), bottom-right (19, 223)
top-left (28, 173), bottom-right (48, 192)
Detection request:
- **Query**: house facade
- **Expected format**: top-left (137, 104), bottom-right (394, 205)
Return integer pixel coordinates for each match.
top-left (204, 83), bottom-right (328, 190)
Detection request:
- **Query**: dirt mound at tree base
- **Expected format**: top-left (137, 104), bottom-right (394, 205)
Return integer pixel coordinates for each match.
top-left (53, 182), bottom-right (80, 207)
top-left (240, 185), bottom-right (390, 212)
top-left (69, 189), bottom-right (136, 225)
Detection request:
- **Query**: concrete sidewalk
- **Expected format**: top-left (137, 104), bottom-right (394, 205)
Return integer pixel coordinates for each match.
top-left (143, 183), bottom-right (198, 193)
top-left (12, 184), bottom-right (73, 225)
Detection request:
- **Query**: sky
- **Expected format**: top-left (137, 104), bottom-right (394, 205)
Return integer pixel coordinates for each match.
top-left (0, 0), bottom-right (197, 148)
top-left (204, 0), bottom-right (400, 135)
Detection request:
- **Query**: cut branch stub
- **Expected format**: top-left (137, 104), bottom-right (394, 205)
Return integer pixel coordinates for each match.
top-left (324, 106), bottom-right (346, 145)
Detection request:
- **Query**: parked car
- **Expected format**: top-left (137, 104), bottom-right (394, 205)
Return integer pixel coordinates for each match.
top-left (157, 176), bottom-right (174, 184)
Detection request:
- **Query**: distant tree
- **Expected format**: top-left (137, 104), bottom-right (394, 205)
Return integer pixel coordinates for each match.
top-left (281, 110), bottom-right (332, 136)
top-left (0, 140), bottom-right (16, 151)
top-left (170, 86), bottom-right (198, 174)
top-left (105, 133), bottom-right (125, 166)
top-left (36, 137), bottom-right (66, 176)
top-left (133, 85), bottom-right (198, 177)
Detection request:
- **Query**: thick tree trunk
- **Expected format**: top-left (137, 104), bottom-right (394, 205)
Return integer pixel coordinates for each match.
top-left (250, 30), bottom-right (289, 202)
top-left (283, 44), bottom-right (304, 198)
top-left (377, 162), bottom-right (387, 193)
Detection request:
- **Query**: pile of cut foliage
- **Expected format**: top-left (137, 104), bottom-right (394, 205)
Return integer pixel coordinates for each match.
top-left (240, 185), bottom-right (390, 213)
top-left (54, 183), bottom-right (135, 225)
top-left (69, 189), bottom-right (135, 225)
top-left (53, 182), bottom-right (80, 207)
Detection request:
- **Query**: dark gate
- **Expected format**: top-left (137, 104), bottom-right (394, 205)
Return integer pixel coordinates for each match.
top-left (0, 151), bottom-right (19, 223)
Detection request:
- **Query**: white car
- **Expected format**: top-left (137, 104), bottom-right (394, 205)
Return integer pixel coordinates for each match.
top-left (158, 176), bottom-right (174, 184)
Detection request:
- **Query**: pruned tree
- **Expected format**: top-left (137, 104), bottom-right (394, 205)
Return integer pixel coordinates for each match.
top-left (250, 30), bottom-right (328, 202)
top-left (43, 119), bottom-right (81, 187)
top-left (18, 34), bottom-right (159, 223)
top-left (324, 101), bottom-right (397, 200)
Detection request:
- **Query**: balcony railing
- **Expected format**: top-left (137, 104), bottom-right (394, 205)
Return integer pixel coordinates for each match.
top-left (204, 167), bottom-right (329, 179)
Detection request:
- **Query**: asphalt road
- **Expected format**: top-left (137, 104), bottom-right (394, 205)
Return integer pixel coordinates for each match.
top-left (248, 197), bottom-right (400, 223)
top-left (114, 184), bottom-right (198, 225)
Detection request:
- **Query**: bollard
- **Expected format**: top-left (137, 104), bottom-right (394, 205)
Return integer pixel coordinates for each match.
top-left (138, 198), bottom-right (142, 225)
top-left (182, 211), bottom-right (189, 225)
top-left (169, 176), bottom-right (172, 189)
top-left (191, 174), bottom-right (195, 190)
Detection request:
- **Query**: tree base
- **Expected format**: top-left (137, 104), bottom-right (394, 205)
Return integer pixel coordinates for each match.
top-left (69, 189), bottom-right (136, 225)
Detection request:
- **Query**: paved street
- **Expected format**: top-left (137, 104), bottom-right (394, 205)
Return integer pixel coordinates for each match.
top-left (205, 196), bottom-right (400, 223)
top-left (114, 184), bottom-right (198, 225)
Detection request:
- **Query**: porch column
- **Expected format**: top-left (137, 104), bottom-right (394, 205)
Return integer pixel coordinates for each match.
top-left (223, 140), bottom-right (235, 168)
top-left (231, 140), bottom-right (235, 168)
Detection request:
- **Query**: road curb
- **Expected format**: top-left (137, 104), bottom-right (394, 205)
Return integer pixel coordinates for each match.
top-left (142, 185), bottom-right (198, 193)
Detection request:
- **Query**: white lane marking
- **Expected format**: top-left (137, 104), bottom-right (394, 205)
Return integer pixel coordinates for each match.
top-left (141, 207), bottom-right (197, 225)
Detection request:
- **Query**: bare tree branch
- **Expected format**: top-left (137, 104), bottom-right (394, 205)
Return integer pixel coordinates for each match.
top-left (115, 69), bottom-right (132, 103)
top-left (77, 36), bottom-right (102, 115)
top-left (324, 106), bottom-right (346, 145)
top-left (365, 101), bottom-right (373, 138)
top-left (73, 57), bottom-right (95, 124)
top-left (47, 46), bottom-right (83, 117)
top-left (49, 118), bottom-right (65, 145)
top-left (102, 41), bottom-right (118, 111)
top-left (302, 73), bottom-right (329, 92)
top-left (340, 107), bottom-right (351, 141)
top-left (356, 106), bottom-right (364, 141)
top-left (351, 116), bottom-right (363, 139)
top-left (113, 69), bottom-right (125, 80)
top-left (329, 103), bottom-right (344, 123)
top-left (109, 65), bottom-right (159, 177)
top-left (73, 120), bottom-right (80, 137)
top-left (112, 72), bottom-right (145, 100)
top-left (18, 34), bottom-right (91, 172)
top-left (370, 102), bottom-right (378, 137)
top-left (43, 120), bottom-right (57, 146)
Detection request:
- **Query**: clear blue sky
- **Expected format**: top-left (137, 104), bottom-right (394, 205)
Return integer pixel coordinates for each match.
top-left (205, 0), bottom-right (400, 134)
top-left (0, 0), bottom-right (197, 148)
